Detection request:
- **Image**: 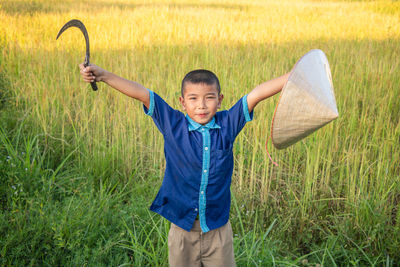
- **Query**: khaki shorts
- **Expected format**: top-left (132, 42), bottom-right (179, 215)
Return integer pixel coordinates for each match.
top-left (168, 220), bottom-right (236, 267)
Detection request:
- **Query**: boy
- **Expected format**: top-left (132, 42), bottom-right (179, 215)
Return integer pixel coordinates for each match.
top-left (80, 64), bottom-right (289, 266)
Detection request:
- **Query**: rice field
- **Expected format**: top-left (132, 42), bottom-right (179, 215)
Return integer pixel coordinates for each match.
top-left (1, 0), bottom-right (399, 265)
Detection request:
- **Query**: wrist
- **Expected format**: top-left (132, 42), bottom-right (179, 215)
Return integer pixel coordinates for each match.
top-left (101, 70), bottom-right (112, 83)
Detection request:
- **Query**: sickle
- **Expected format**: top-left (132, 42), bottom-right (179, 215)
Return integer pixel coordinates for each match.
top-left (56, 19), bottom-right (98, 91)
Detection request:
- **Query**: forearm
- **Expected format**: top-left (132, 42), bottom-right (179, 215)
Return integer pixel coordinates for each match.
top-left (246, 72), bottom-right (290, 112)
top-left (80, 63), bottom-right (150, 108)
top-left (103, 72), bottom-right (150, 108)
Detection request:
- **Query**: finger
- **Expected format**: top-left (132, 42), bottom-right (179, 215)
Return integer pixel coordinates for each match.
top-left (83, 76), bottom-right (95, 83)
top-left (86, 65), bottom-right (96, 73)
top-left (80, 68), bottom-right (90, 74)
top-left (80, 69), bottom-right (95, 79)
top-left (89, 73), bottom-right (96, 81)
top-left (80, 72), bottom-right (92, 80)
top-left (79, 63), bottom-right (85, 71)
top-left (80, 68), bottom-right (94, 76)
top-left (80, 65), bottom-right (91, 73)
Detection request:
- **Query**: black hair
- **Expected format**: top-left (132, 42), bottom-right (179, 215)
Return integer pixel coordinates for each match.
top-left (181, 69), bottom-right (221, 96)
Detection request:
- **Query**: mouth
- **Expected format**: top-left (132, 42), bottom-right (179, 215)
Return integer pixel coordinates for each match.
top-left (197, 113), bottom-right (208, 118)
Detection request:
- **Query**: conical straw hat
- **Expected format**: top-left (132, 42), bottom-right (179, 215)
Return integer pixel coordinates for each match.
top-left (271, 49), bottom-right (339, 149)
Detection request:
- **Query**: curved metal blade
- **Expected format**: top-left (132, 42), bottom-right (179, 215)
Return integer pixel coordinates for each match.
top-left (56, 19), bottom-right (90, 66)
top-left (56, 19), bottom-right (97, 91)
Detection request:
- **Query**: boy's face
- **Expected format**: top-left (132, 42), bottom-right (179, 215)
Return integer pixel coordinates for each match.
top-left (179, 82), bottom-right (224, 125)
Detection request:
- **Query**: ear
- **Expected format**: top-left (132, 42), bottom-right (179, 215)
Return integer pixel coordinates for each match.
top-left (179, 96), bottom-right (186, 111)
top-left (217, 94), bottom-right (224, 109)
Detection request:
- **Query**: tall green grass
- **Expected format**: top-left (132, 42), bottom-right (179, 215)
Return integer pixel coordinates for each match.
top-left (1, 0), bottom-right (399, 265)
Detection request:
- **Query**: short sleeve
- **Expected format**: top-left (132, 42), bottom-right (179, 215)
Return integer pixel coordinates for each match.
top-left (226, 94), bottom-right (254, 139)
top-left (143, 89), bottom-right (183, 136)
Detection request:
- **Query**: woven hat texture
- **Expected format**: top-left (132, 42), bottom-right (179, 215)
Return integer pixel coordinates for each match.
top-left (271, 49), bottom-right (339, 149)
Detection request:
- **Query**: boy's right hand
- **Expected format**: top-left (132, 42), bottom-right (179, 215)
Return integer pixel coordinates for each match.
top-left (79, 63), bottom-right (107, 83)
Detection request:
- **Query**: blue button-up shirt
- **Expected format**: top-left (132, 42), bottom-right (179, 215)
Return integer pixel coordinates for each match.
top-left (143, 90), bottom-right (253, 232)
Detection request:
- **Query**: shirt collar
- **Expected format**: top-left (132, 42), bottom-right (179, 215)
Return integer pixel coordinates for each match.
top-left (186, 115), bottom-right (221, 131)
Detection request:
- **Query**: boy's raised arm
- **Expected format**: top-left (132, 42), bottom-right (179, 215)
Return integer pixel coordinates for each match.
top-left (246, 72), bottom-right (290, 113)
top-left (79, 63), bottom-right (150, 108)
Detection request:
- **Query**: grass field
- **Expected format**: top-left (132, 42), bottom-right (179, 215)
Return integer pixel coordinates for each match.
top-left (1, 0), bottom-right (399, 266)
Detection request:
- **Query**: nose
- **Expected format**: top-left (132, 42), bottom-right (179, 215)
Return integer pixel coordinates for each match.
top-left (199, 98), bottom-right (206, 109)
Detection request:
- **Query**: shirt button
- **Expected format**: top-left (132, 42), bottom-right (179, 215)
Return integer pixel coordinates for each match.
top-left (204, 170), bottom-right (207, 173)
top-left (195, 208), bottom-right (198, 212)
top-left (201, 191), bottom-right (204, 194)
top-left (202, 128), bottom-right (205, 131)
top-left (205, 147), bottom-right (208, 151)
